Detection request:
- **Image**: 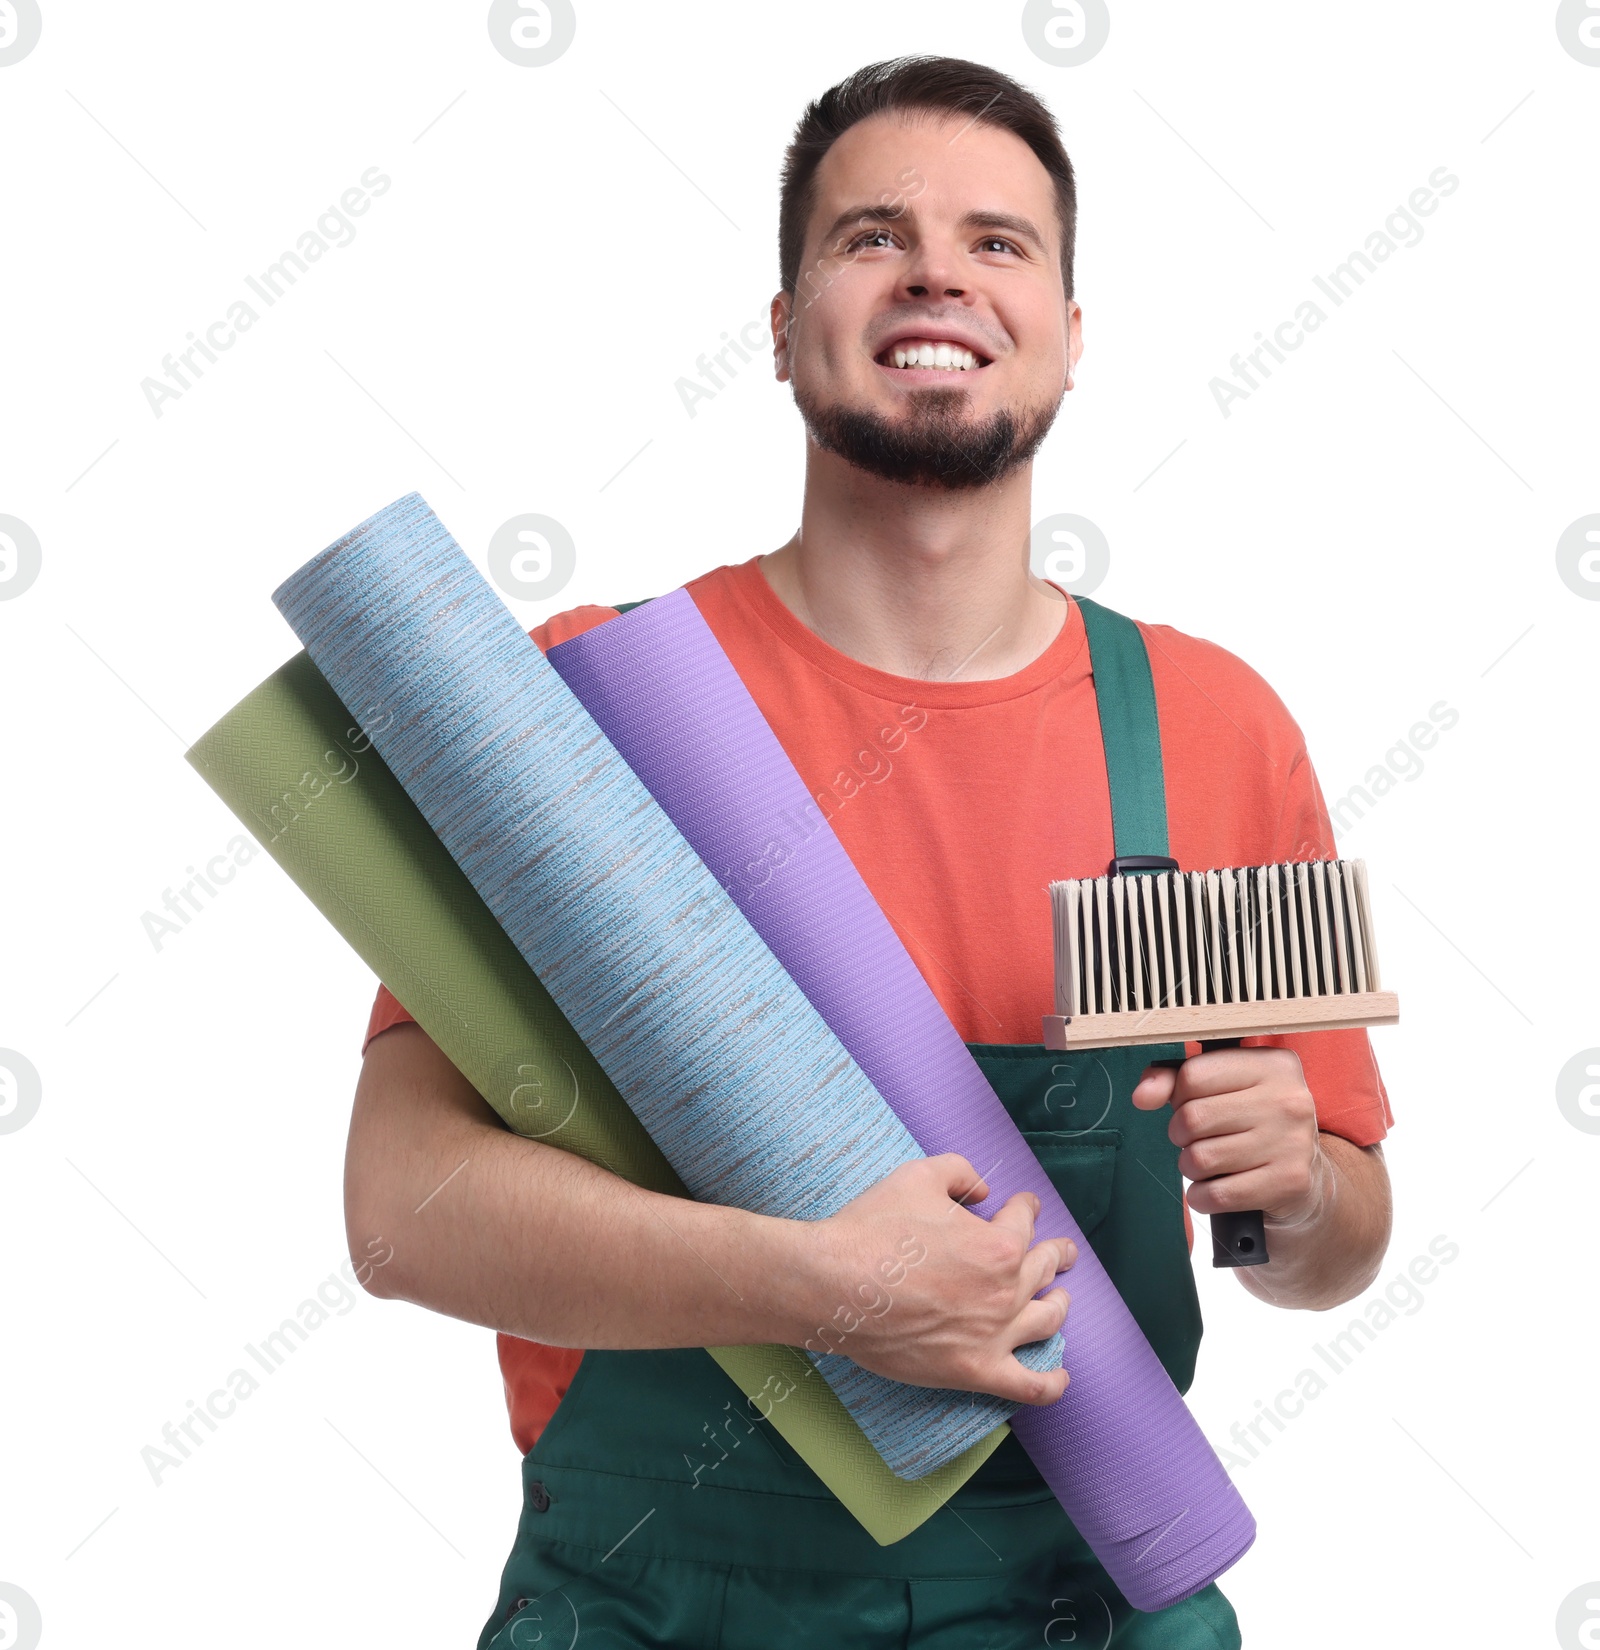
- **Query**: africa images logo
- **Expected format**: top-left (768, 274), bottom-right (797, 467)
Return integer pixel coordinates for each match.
top-left (487, 0), bottom-right (576, 66)
top-left (0, 1050), bottom-right (42, 1136)
top-left (0, 1583), bottom-right (43, 1650)
top-left (1556, 515), bottom-right (1600, 600)
top-left (487, 515), bottom-right (577, 603)
top-left (1021, 0), bottom-right (1111, 67)
top-left (0, 516), bottom-right (42, 601)
top-left (0, 0), bottom-right (42, 67)
top-left (1555, 0), bottom-right (1600, 65)
top-left (1556, 1582), bottom-right (1600, 1650)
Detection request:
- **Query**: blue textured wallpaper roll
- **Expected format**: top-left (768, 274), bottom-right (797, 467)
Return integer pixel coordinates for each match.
top-left (271, 493), bottom-right (1062, 1480)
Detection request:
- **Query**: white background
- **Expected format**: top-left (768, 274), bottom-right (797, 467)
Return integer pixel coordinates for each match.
top-left (2, 2), bottom-right (1597, 1645)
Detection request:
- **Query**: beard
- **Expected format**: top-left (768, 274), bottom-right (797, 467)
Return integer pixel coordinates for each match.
top-left (791, 373), bottom-right (1063, 491)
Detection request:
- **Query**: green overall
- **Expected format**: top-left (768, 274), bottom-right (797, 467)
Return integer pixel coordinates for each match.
top-left (476, 598), bottom-right (1243, 1649)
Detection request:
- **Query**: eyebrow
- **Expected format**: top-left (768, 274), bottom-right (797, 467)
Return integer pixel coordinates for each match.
top-left (820, 203), bottom-right (1048, 253)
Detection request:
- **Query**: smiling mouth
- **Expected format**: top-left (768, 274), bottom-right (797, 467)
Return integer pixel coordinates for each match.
top-left (874, 339), bottom-right (993, 374)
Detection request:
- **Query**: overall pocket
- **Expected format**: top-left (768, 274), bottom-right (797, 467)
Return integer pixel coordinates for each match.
top-left (1017, 1127), bottom-right (1123, 1237)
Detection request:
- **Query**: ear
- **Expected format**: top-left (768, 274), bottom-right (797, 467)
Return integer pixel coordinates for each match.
top-left (1065, 298), bottom-right (1084, 392)
top-left (770, 291), bottom-right (795, 382)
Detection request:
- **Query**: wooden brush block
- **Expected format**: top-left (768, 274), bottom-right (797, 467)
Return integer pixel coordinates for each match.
top-left (1042, 990), bottom-right (1400, 1051)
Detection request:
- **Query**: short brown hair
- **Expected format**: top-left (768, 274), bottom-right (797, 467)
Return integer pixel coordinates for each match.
top-left (778, 55), bottom-right (1077, 304)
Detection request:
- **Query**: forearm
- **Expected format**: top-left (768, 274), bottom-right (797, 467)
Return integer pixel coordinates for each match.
top-left (1234, 1133), bottom-right (1392, 1311)
top-left (347, 1023), bottom-right (827, 1350)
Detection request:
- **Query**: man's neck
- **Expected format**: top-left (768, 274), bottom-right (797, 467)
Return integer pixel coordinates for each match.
top-left (757, 444), bottom-right (1067, 683)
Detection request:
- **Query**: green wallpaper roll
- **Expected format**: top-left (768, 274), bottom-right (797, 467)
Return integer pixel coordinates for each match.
top-left (185, 650), bottom-right (1005, 1545)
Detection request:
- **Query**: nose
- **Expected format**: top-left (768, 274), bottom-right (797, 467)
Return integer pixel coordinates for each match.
top-left (897, 235), bottom-right (966, 301)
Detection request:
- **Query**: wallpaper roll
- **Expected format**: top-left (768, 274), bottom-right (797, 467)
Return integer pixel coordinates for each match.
top-left (270, 493), bottom-right (1062, 1481)
top-left (545, 587), bottom-right (1257, 1612)
top-left (184, 648), bottom-right (1007, 1546)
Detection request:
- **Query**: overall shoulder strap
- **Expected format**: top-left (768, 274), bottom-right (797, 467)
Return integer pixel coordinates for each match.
top-left (1073, 595), bottom-right (1170, 861)
top-left (611, 598), bottom-right (651, 615)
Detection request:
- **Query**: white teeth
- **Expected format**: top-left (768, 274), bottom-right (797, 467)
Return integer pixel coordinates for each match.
top-left (888, 341), bottom-right (980, 371)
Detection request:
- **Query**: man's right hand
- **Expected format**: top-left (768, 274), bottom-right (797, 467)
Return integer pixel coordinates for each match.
top-left (800, 1153), bottom-right (1075, 1406)
top-left (350, 1027), bottom-right (1073, 1405)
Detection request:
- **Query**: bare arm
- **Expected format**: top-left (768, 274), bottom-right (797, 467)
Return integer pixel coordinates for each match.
top-left (1133, 1046), bottom-right (1393, 1311)
top-left (1233, 1135), bottom-right (1391, 1310)
top-left (346, 1022), bottom-right (1076, 1403)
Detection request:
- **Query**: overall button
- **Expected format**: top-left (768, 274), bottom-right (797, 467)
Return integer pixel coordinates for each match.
top-left (528, 1480), bottom-right (551, 1512)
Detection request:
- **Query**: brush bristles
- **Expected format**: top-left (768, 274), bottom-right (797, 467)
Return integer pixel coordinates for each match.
top-left (1050, 860), bottom-right (1381, 1020)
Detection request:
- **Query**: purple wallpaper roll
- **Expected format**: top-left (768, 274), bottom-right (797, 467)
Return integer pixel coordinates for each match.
top-left (547, 587), bottom-right (1254, 1612)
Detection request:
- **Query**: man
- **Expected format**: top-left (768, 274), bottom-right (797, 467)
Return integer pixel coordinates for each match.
top-left (348, 55), bottom-right (1393, 1647)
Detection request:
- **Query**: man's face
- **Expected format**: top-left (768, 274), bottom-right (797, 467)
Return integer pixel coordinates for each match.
top-left (775, 109), bottom-right (1080, 492)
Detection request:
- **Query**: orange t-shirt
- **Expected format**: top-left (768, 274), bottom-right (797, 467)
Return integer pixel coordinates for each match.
top-left (363, 558), bottom-right (1393, 1454)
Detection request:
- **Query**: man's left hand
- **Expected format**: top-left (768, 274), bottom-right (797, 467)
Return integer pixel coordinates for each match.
top-left (1131, 1045), bottom-right (1326, 1227)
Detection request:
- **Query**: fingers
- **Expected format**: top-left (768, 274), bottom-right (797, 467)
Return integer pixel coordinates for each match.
top-left (1170, 1082), bottom-right (1314, 1151)
top-left (1175, 1124), bottom-right (1273, 1183)
top-left (1136, 1047), bottom-right (1277, 1111)
top-left (966, 1186), bottom-right (1082, 1280)
top-left (1026, 1232), bottom-right (1076, 1292)
top-left (927, 1152), bottom-right (989, 1208)
top-left (1168, 1056), bottom-right (1245, 1107)
top-left (938, 1281), bottom-right (1075, 1408)
top-left (1185, 1163), bottom-right (1285, 1218)
top-left (1168, 1094), bottom-right (1242, 1147)
top-left (1131, 1063), bottom-right (1177, 1109)
top-left (1172, 1045), bottom-right (1298, 1103)
top-left (1013, 1285), bottom-right (1070, 1347)
top-left (1022, 1365), bottom-right (1071, 1406)
top-left (964, 1362), bottom-right (1064, 1407)
top-left (1001, 1317), bottom-right (1072, 1406)
top-left (968, 1345), bottom-right (1070, 1407)
top-left (990, 1275), bottom-right (1075, 1407)
top-left (978, 1191), bottom-right (1077, 1295)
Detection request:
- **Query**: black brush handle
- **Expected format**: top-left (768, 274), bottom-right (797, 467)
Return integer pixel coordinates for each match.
top-left (1152, 1037), bottom-right (1270, 1269)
